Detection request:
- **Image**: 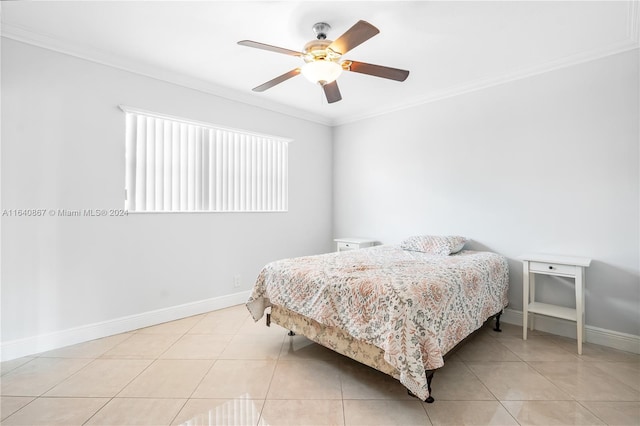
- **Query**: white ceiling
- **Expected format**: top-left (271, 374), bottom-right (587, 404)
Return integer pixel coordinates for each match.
top-left (2, 1), bottom-right (638, 126)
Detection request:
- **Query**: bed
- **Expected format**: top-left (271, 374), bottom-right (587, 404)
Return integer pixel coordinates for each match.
top-left (246, 236), bottom-right (509, 402)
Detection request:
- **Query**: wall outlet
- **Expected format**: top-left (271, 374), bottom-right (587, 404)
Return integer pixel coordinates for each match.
top-left (233, 274), bottom-right (241, 288)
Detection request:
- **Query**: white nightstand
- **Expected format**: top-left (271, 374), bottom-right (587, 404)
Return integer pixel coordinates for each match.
top-left (520, 253), bottom-right (592, 354)
top-left (334, 237), bottom-right (376, 252)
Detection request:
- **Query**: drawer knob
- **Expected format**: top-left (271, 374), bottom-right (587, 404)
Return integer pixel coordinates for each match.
top-left (548, 266), bottom-right (553, 270)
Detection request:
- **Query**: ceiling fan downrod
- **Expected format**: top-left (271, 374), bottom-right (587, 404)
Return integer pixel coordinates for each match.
top-left (312, 22), bottom-right (331, 40)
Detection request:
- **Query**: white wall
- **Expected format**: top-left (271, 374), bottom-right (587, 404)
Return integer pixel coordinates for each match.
top-left (1, 39), bottom-right (333, 352)
top-left (333, 50), bottom-right (639, 336)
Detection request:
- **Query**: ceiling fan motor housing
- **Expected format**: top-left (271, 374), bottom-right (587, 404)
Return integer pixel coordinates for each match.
top-left (303, 39), bottom-right (340, 63)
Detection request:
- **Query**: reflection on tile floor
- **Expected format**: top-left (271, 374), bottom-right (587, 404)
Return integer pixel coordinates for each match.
top-left (1, 304), bottom-right (639, 425)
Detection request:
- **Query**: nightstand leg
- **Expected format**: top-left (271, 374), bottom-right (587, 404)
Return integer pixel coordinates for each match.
top-left (576, 267), bottom-right (584, 355)
top-left (529, 274), bottom-right (536, 331)
top-left (523, 262), bottom-right (529, 340)
top-left (582, 269), bottom-right (586, 343)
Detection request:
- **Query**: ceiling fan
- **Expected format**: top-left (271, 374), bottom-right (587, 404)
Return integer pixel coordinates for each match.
top-left (238, 20), bottom-right (410, 104)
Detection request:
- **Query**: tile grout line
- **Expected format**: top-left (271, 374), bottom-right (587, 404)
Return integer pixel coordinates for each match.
top-left (457, 355), bottom-right (525, 425)
top-left (167, 357), bottom-right (219, 425)
top-left (0, 396), bottom-right (40, 424)
top-left (80, 355), bottom-right (165, 425)
top-left (574, 399), bottom-right (610, 426)
top-left (143, 311), bottom-right (237, 425)
top-left (485, 330), bottom-right (541, 425)
top-left (339, 350), bottom-right (347, 426)
top-left (80, 396), bottom-right (113, 426)
top-left (1, 334), bottom-right (141, 425)
top-left (165, 307), bottom-right (270, 425)
top-left (5, 357), bottom-right (96, 413)
top-left (0, 357), bottom-right (36, 377)
top-left (80, 315), bottom-right (203, 426)
top-left (523, 359), bottom-right (584, 402)
top-left (419, 393), bottom-right (434, 425)
top-left (255, 332), bottom-right (288, 425)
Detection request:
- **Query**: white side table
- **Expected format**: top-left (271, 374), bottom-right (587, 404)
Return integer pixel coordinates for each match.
top-left (334, 237), bottom-right (376, 252)
top-left (520, 253), bottom-right (592, 354)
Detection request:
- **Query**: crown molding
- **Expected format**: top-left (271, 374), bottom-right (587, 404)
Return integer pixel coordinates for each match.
top-left (1, 22), bottom-right (333, 127)
top-left (3, 6), bottom-right (639, 129)
top-left (333, 36), bottom-right (640, 126)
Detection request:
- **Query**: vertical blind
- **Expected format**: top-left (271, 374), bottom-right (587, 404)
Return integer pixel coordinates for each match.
top-left (122, 107), bottom-right (290, 212)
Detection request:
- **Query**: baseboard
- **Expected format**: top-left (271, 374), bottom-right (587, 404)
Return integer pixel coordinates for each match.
top-left (5, 299), bottom-right (637, 361)
top-left (1, 291), bottom-right (251, 362)
top-left (501, 308), bottom-right (640, 354)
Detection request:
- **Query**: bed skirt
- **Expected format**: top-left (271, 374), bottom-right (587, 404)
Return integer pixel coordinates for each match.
top-left (270, 304), bottom-right (400, 378)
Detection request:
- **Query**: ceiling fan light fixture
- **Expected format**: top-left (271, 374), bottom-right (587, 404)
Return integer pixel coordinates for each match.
top-left (301, 60), bottom-right (343, 85)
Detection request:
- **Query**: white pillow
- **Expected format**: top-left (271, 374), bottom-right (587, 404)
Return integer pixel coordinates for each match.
top-left (400, 235), bottom-right (468, 255)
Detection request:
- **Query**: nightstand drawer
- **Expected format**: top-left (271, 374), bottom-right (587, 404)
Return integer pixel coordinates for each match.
top-left (337, 241), bottom-right (358, 251)
top-left (529, 261), bottom-right (576, 276)
top-left (334, 238), bottom-right (376, 252)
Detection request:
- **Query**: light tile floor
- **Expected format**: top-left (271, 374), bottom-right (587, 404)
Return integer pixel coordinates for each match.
top-left (1, 304), bottom-right (639, 425)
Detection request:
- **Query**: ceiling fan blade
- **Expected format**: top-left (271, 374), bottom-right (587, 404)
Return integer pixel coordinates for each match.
top-left (328, 20), bottom-right (379, 55)
top-left (238, 40), bottom-right (302, 57)
top-left (322, 81), bottom-right (342, 103)
top-left (252, 69), bottom-right (301, 92)
top-left (343, 61), bottom-right (409, 82)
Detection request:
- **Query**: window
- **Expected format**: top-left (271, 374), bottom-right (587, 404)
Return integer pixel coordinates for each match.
top-left (122, 106), bottom-right (290, 212)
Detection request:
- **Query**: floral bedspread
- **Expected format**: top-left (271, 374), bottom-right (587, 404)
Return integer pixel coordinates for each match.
top-left (246, 245), bottom-right (509, 400)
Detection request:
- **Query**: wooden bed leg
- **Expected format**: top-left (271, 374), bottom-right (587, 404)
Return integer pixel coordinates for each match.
top-left (493, 311), bottom-right (502, 332)
top-left (266, 313), bottom-right (271, 327)
top-left (287, 330), bottom-right (295, 336)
